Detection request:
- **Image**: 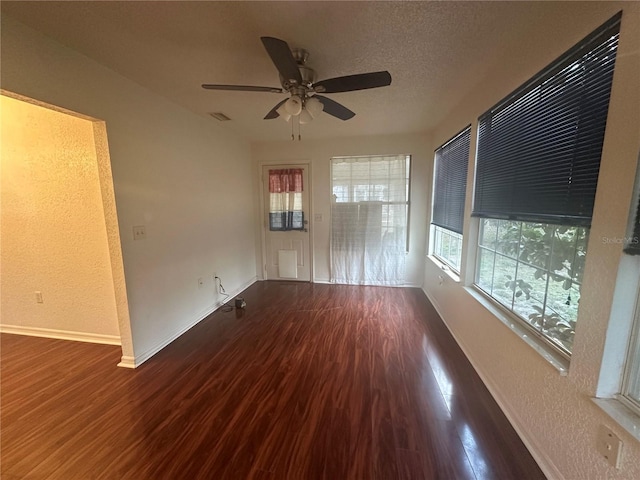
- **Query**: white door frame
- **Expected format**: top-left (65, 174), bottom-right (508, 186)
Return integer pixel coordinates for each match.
top-left (259, 160), bottom-right (314, 282)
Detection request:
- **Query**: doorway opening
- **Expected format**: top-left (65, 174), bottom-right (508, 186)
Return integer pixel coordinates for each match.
top-left (0, 90), bottom-right (133, 364)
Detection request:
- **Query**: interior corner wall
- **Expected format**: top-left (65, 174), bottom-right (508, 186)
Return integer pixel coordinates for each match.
top-left (0, 95), bottom-right (120, 342)
top-left (0, 15), bottom-right (257, 366)
top-left (251, 133), bottom-right (430, 287)
top-left (423, 3), bottom-right (640, 479)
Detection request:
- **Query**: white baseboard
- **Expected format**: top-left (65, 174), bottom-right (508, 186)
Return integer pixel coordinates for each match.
top-left (117, 356), bottom-right (137, 369)
top-left (0, 324), bottom-right (121, 346)
top-left (313, 279), bottom-right (421, 287)
top-left (122, 276), bottom-right (258, 368)
top-left (421, 286), bottom-right (564, 480)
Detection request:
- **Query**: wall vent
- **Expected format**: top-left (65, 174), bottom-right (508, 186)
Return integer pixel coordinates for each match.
top-left (209, 112), bottom-right (231, 121)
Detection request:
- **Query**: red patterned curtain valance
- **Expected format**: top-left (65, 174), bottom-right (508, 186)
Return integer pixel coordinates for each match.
top-left (269, 169), bottom-right (303, 193)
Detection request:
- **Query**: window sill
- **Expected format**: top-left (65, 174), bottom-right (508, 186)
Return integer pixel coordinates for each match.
top-left (427, 255), bottom-right (461, 283)
top-left (464, 286), bottom-right (569, 375)
top-left (592, 398), bottom-right (640, 443)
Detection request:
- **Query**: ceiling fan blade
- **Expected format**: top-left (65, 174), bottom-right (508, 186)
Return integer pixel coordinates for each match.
top-left (315, 95), bottom-right (355, 120)
top-left (314, 71), bottom-right (392, 93)
top-left (264, 99), bottom-right (288, 119)
top-left (261, 37), bottom-right (302, 85)
top-left (202, 84), bottom-right (283, 93)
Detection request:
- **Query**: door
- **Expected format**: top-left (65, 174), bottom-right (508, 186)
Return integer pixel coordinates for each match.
top-left (263, 165), bottom-right (311, 281)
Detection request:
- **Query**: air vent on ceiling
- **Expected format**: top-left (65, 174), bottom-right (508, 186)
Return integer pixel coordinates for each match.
top-left (209, 112), bottom-right (231, 121)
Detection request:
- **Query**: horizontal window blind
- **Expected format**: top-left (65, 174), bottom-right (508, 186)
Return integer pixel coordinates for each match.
top-left (473, 12), bottom-right (621, 227)
top-left (432, 126), bottom-right (471, 235)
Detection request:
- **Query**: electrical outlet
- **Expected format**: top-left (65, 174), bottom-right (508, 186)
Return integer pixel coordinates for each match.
top-left (198, 277), bottom-right (204, 289)
top-left (35, 291), bottom-right (43, 303)
top-left (133, 225), bottom-right (146, 241)
top-left (596, 425), bottom-right (622, 468)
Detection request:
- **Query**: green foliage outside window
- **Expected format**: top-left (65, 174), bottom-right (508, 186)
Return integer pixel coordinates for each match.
top-left (477, 219), bottom-right (588, 353)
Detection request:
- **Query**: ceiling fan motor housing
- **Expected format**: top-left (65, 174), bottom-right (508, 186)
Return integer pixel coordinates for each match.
top-left (280, 64), bottom-right (316, 91)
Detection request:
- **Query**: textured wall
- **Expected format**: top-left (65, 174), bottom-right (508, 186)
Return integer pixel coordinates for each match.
top-left (0, 15), bottom-right (257, 365)
top-left (1, 95), bottom-right (120, 339)
top-left (424, 3), bottom-right (640, 479)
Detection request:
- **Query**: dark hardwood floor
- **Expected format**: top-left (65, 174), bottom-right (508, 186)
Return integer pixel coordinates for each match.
top-left (1, 282), bottom-right (545, 479)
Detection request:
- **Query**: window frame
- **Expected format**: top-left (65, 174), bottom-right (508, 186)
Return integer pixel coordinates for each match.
top-left (619, 290), bottom-right (640, 417)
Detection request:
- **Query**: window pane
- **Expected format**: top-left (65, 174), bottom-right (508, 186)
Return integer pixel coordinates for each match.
top-left (518, 222), bottom-right (551, 270)
top-left (479, 219), bottom-right (498, 249)
top-left (496, 221), bottom-right (521, 258)
top-left (512, 263), bottom-right (546, 324)
top-left (475, 216), bottom-right (588, 355)
top-left (433, 226), bottom-right (463, 272)
top-left (624, 324), bottom-right (640, 403)
top-left (493, 254), bottom-right (517, 309)
top-left (476, 247), bottom-right (495, 294)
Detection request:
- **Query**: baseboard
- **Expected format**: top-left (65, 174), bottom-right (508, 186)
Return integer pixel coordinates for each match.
top-left (0, 324), bottom-right (121, 346)
top-left (117, 356), bottom-right (137, 369)
top-left (122, 276), bottom-right (258, 368)
top-left (313, 279), bottom-right (421, 287)
top-left (421, 286), bottom-right (565, 480)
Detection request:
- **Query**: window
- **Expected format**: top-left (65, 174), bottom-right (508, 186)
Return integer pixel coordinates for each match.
top-left (624, 191), bottom-right (640, 255)
top-left (621, 292), bottom-right (640, 415)
top-left (431, 126), bottom-right (471, 272)
top-left (331, 154), bottom-right (410, 286)
top-left (472, 13), bottom-right (621, 356)
top-left (476, 219), bottom-right (587, 353)
top-left (619, 157), bottom-right (640, 416)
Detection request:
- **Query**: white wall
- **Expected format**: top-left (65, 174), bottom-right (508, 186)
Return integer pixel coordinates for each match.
top-left (1, 16), bottom-right (257, 366)
top-left (423, 3), bottom-right (640, 479)
top-left (1, 95), bottom-right (120, 343)
top-left (252, 133), bottom-right (431, 286)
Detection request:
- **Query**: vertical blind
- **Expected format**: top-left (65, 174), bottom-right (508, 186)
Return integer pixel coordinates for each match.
top-left (472, 12), bottom-right (621, 226)
top-left (432, 126), bottom-right (471, 235)
top-left (331, 155), bottom-right (410, 286)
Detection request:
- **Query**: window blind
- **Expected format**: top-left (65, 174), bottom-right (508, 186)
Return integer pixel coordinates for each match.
top-left (432, 126), bottom-right (471, 235)
top-left (473, 12), bottom-right (621, 227)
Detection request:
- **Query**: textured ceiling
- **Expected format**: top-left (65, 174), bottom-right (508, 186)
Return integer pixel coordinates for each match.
top-left (0, 1), bottom-right (622, 142)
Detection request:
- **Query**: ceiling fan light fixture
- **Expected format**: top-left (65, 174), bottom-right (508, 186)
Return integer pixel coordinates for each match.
top-left (284, 95), bottom-right (303, 116)
top-left (299, 107), bottom-right (313, 124)
top-left (305, 97), bottom-right (323, 116)
top-left (276, 103), bottom-right (292, 122)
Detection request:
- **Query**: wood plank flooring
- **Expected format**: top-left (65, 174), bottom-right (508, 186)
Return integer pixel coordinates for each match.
top-left (1, 282), bottom-right (545, 479)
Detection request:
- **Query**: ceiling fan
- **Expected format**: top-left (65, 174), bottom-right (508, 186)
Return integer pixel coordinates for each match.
top-left (202, 37), bottom-right (392, 123)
